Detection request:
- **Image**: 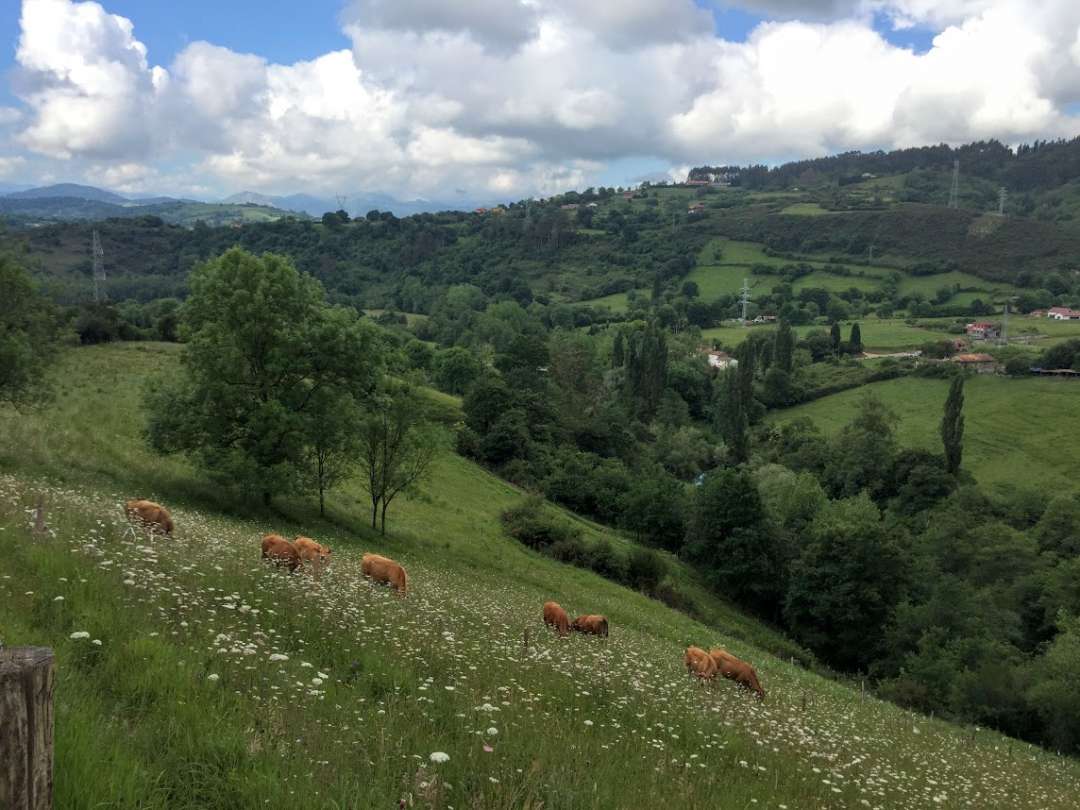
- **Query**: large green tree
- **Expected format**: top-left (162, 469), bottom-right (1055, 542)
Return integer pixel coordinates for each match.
top-left (356, 384), bottom-right (445, 534)
top-left (940, 375), bottom-right (965, 475)
top-left (783, 493), bottom-right (908, 670)
top-left (145, 248), bottom-right (382, 504)
top-left (0, 255), bottom-right (60, 406)
top-left (683, 468), bottom-right (780, 613)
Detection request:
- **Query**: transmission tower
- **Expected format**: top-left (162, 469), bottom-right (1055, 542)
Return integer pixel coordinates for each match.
top-left (997, 186), bottom-right (1007, 216)
top-left (335, 194), bottom-right (349, 212)
top-left (91, 229), bottom-right (105, 302)
top-left (739, 278), bottom-right (752, 326)
top-left (948, 159), bottom-right (960, 209)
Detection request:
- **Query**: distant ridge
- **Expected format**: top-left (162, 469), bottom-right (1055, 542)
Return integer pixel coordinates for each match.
top-left (6, 183), bottom-right (131, 204)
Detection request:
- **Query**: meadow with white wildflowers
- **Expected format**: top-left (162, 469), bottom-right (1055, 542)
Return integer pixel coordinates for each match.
top-left (1, 343), bottom-right (1079, 808)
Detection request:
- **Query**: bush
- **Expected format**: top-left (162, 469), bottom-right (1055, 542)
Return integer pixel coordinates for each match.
top-left (1005, 356), bottom-right (1032, 377)
top-left (584, 538), bottom-right (627, 582)
top-left (547, 535), bottom-right (590, 565)
top-left (501, 497), bottom-right (581, 550)
top-left (652, 579), bottom-right (701, 619)
top-left (627, 547), bottom-right (668, 591)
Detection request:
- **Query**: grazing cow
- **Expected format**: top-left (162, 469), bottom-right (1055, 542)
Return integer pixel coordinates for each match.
top-left (294, 536), bottom-right (332, 565)
top-left (543, 601), bottom-right (570, 637)
top-left (124, 499), bottom-right (173, 536)
top-left (684, 645), bottom-right (717, 680)
top-left (708, 648), bottom-right (766, 701)
top-left (361, 553), bottom-right (408, 596)
top-left (570, 614), bottom-right (609, 637)
top-left (261, 533), bottom-right (300, 573)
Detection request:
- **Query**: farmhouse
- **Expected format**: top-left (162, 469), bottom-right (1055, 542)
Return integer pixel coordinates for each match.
top-left (965, 321), bottom-right (1000, 340)
top-left (706, 350), bottom-right (738, 370)
top-left (1047, 306), bottom-right (1080, 320)
top-left (951, 353), bottom-right (998, 374)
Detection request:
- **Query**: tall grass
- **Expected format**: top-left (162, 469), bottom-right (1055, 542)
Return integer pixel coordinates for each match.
top-left (1, 343), bottom-right (1079, 808)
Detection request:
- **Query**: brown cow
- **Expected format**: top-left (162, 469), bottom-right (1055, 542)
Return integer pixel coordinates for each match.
top-left (543, 601), bottom-right (570, 637)
top-left (708, 648), bottom-right (766, 701)
top-left (361, 553), bottom-right (408, 596)
top-left (124, 499), bottom-right (174, 536)
top-left (294, 536), bottom-right (332, 565)
top-left (261, 533), bottom-right (300, 573)
top-left (684, 645), bottom-right (717, 680)
top-left (570, 614), bottom-right (609, 637)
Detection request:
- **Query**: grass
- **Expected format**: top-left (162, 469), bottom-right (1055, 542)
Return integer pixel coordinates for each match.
top-left (575, 289), bottom-right (643, 312)
top-left (779, 203), bottom-right (833, 216)
top-left (770, 375), bottom-right (1080, 492)
top-left (703, 318), bottom-right (961, 351)
top-left (2, 342), bottom-right (1080, 808)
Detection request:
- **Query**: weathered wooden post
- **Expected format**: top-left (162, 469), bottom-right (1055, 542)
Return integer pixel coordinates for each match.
top-left (0, 647), bottom-right (55, 810)
top-left (31, 495), bottom-right (46, 538)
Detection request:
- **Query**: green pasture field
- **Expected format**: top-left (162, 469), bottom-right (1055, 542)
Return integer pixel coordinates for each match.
top-left (2, 343), bottom-right (1078, 807)
top-left (770, 375), bottom-right (1080, 492)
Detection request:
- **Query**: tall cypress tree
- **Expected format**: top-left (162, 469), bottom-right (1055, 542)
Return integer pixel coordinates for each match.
top-left (830, 322), bottom-right (842, 357)
top-left (774, 320), bottom-right (795, 373)
top-left (612, 330), bottom-right (625, 368)
top-left (849, 323), bottom-right (863, 355)
top-left (941, 375), bottom-right (965, 475)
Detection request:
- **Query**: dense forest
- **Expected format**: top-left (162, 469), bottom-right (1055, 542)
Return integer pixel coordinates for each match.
top-left (690, 137), bottom-right (1080, 193)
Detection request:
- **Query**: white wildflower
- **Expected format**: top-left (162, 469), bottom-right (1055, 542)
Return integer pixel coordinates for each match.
top-left (429, 752), bottom-right (450, 764)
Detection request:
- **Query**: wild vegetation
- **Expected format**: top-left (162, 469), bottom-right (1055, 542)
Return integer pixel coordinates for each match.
top-left (2, 134), bottom-right (1080, 806)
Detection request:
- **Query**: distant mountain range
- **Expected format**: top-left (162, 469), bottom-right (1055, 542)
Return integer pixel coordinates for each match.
top-left (0, 182), bottom-right (490, 226)
top-left (220, 190), bottom-right (485, 217)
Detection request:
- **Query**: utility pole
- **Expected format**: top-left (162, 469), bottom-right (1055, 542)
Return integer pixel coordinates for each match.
top-left (91, 229), bottom-right (105, 302)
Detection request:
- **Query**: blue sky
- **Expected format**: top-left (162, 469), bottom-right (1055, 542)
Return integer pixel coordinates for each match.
top-left (0, 1), bottom-right (1076, 200)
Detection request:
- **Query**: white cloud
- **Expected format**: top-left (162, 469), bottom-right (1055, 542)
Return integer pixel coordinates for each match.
top-left (5, 0), bottom-right (1080, 199)
top-left (0, 156), bottom-right (27, 177)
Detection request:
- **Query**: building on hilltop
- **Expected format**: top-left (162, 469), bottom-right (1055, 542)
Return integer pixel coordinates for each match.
top-left (965, 321), bottom-right (1000, 340)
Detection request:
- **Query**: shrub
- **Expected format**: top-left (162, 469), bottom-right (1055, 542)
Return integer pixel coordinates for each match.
top-left (547, 535), bottom-right (590, 565)
top-left (652, 579), bottom-right (701, 619)
top-left (500, 497), bottom-right (581, 550)
top-left (627, 547), bottom-right (668, 591)
top-left (585, 538), bottom-right (627, 582)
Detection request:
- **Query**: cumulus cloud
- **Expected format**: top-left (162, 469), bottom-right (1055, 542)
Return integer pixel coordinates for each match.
top-left (5, 0), bottom-right (1080, 199)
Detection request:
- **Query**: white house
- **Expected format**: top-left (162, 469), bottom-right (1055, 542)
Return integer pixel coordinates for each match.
top-left (706, 351), bottom-right (738, 370)
top-left (1047, 306), bottom-right (1080, 320)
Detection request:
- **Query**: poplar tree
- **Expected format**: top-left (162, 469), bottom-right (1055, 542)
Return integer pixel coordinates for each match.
top-left (941, 375), bottom-right (965, 475)
top-left (849, 322), bottom-right (863, 355)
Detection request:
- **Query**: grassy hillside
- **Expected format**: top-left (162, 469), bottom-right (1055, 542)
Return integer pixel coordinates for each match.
top-left (770, 375), bottom-right (1080, 492)
top-left (2, 343), bottom-right (1079, 808)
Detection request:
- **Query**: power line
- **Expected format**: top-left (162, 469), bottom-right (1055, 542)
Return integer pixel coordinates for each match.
top-left (948, 159), bottom-right (960, 209)
top-left (739, 278), bottom-right (752, 326)
top-left (91, 229), bottom-right (105, 302)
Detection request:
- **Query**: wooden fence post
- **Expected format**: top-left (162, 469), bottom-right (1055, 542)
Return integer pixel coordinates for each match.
top-left (0, 647), bottom-right (55, 810)
top-left (31, 495), bottom-right (46, 538)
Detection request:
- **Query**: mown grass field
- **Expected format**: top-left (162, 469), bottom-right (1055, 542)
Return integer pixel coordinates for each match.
top-left (2, 343), bottom-right (1079, 808)
top-left (770, 375), bottom-right (1080, 492)
top-left (703, 318), bottom-right (961, 351)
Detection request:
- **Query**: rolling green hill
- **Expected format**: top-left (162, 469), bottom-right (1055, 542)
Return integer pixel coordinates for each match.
top-left (3, 342), bottom-right (1079, 808)
top-left (769, 375), bottom-right (1080, 492)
